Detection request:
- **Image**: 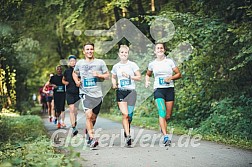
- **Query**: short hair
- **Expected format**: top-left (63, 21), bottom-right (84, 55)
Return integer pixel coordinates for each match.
top-left (55, 65), bottom-right (62, 70)
top-left (119, 45), bottom-right (129, 52)
top-left (154, 42), bottom-right (166, 50)
top-left (83, 42), bottom-right (94, 50)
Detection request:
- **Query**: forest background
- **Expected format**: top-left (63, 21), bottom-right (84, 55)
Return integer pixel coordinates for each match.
top-left (1, 0), bottom-right (251, 150)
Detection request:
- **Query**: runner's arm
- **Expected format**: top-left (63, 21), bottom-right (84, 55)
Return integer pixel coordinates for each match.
top-left (131, 70), bottom-right (141, 81)
top-left (145, 70), bottom-right (152, 88)
top-left (164, 67), bottom-right (182, 83)
top-left (62, 76), bottom-right (69, 85)
top-left (93, 71), bottom-right (110, 80)
top-left (111, 74), bottom-right (118, 89)
top-left (72, 71), bottom-right (81, 87)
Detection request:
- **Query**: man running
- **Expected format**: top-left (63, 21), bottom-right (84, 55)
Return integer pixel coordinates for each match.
top-left (73, 42), bottom-right (109, 148)
top-left (50, 65), bottom-right (66, 129)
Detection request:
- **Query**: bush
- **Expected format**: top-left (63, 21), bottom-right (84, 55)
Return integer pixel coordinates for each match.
top-left (0, 114), bottom-right (45, 143)
top-left (0, 112), bottom-right (81, 166)
top-left (0, 137), bottom-right (81, 167)
top-left (198, 96), bottom-right (252, 140)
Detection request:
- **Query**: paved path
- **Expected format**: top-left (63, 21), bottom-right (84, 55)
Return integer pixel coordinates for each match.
top-left (42, 111), bottom-right (252, 167)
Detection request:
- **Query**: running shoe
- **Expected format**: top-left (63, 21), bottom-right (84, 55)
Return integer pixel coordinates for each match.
top-left (89, 138), bottom-right (99, 148)
top-left (85, 129), bottom-right (91, 144)
top-left (126, 135), bottom-right (132, 146)
top-left (57, 122), bottom-right (61, 129)
top-left (72, 127), bottom-right (78, 136)
top-left (163, 135), bottom-right (171, 146)
top-left (49, 117), bottom-right (52, 122)
top-left (54, 118), bottom-right (57, 124)
top-left (124, 124), bottom-right (131, 138)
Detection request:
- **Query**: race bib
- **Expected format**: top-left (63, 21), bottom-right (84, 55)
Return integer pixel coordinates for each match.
top-left (120, 79), bottom-right (131, 87)
top-left (159, 77), bottom-right (169, 86)
top-left (48, 90), bottom-right (54, 96)
top-left (56, 86), bottom-right (65, 92)
top-left (83, 77), bottom-right (97, 88)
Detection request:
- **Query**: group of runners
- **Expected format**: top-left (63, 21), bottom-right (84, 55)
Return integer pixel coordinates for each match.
top-left (40, 42), bottom-right (181, 148)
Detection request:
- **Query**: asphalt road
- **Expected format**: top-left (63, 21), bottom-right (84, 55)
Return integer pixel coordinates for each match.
top-left (43, 110), bottom-right (252, 167)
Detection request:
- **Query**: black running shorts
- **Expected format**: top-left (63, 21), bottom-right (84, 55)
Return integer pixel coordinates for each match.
top-left (116, 89), bottom-right (137, 106)
top-left (66, 93), bottom-right (80, 106)
top-left (154, 87), bottom-right (175, 102)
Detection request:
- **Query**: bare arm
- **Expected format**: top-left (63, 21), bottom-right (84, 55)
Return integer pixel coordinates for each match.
top-left (42, 83), bottom-right (48, 94)
top-left (122, 70), bottom-right (141, 81)
top-left (111, 74), bottom-right (118, 89)
top-left (164, 67), bottom-right (182, 83)
top-left (92, 71), bottom-right (110, 80)
top-left (145, 70), bottom-right (152, 88)
top-left (132, 70), bottom-right (141, 81)
top-left (62, 76), bottom-right (69, 85)
top-left (72, 71), bottom-right (81, 87)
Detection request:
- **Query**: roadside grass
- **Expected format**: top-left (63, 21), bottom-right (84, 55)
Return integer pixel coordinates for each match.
top-left (0, 109), bottom-right (81, 167)
top-left (100, 113), bottom-right (252, 150)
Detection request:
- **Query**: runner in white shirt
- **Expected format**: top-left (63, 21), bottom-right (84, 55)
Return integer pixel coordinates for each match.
top-left (145, 43), bottom-right (182, 146)
top-left (111, 45), bottom-right (141, 146)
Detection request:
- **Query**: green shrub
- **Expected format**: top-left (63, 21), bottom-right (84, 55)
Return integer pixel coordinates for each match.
top-left (198, 96), bottom-right (252, 140)
top-left (0, 114), bottom-right (45, 143)
top-left (0, 137), bottom-right (81, 167)
top-left (0, 112), bottom-right (81, 166)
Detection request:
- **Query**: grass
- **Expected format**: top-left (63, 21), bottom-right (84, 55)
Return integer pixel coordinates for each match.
top-left (0, 110), bottom-right (81, 167)
top-left (100, 113), bottom-right (189, 135)
top-left (100, 113), bottom-right (252, 150)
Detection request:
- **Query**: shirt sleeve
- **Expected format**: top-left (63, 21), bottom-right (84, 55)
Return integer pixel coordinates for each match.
top-left (101, 60), bottom-right (108, 73)
top-left (170, 59), bottom-right (177, 69)
top-left (132, 62), bottom-right (140, 72)
top-left (74, 62), bottom-right (79, 72)
top-left (73, 61), bottom-right (80, 77)
top-left (63, 70), bottom-right (67, 79)
top-left (147, 62), bottom-right (153, 71)
top-left (111, 65), bottom-right (116, 75)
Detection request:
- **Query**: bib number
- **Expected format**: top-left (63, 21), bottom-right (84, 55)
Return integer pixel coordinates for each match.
top-left (48, 90), bottom-right (54, 96)
top-left (56, 86), bottom-right (65, 92)
top-left (83, 78), bottom-right (97, 88)
top-left (159, 77), bottom-right (169, 86)
top-left (120, 79), bottom-right (131, 87)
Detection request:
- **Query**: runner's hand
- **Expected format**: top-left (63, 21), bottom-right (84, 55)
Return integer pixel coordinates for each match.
top-left (145, 81), bottom-right (150, 88)
top-left (122, 72), bottom-right (129, 78)
top-left (112, 83), bottom-right (118, 89)
top-left (164, 76), bottom-right (172, 83)
top-left (76, 80), bottom-right (81, 87)
top-left (92, 71), bottom-right (99, 77)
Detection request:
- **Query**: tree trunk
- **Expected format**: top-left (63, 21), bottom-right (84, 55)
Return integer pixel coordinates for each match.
top-left (113, 7), bottom-right (123, 46)
top-left (136, 0), bottom-right (145, 15)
